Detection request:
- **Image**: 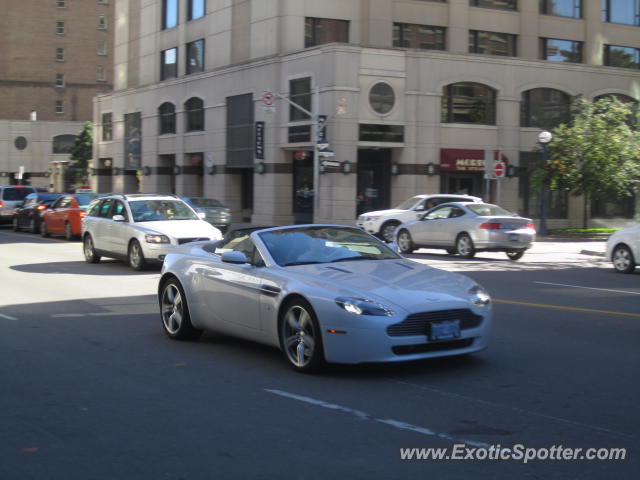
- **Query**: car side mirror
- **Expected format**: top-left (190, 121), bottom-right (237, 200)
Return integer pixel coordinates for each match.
top-left (112, 214), bottom-right (126, 222)
top-left (221, 251), bottom-right (248, 264)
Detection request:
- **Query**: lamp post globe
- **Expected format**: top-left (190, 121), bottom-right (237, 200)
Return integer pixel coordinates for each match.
top-left (538, 130), bottom-right (552, 144)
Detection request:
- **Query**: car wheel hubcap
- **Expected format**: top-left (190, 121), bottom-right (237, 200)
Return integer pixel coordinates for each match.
top-left (458, 237), bottom-right (471, 255)
top-left (131, 244), bottom-right (141, 267)
top-left (283, 306), bottom-right (315, 367)
top-left (162, 284), bottom-right (183, 334)
top-left (84, 238), bottom-right (93, 258)
top-left (398, 233), bottom-right (410, 250)
top-left (614, 249), bottom-right (630, 270)
top-left (382, 224), bottom-right (397, 242)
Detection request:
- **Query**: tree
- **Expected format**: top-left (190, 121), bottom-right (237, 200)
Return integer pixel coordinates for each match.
top-left (532, 97), bottom-right (640, 227)
top-left (69, 121), bottom-right (93, 189)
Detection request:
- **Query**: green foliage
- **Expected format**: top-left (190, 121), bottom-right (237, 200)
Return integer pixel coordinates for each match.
top-left (552, 228), bottom-right (618, 234)
top-left (69, 122), bottom-right (93, 187)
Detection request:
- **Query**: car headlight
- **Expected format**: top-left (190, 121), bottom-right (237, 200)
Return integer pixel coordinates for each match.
top-left (468, 285), bottom-right (491, 307)
top-left (335, 297), bottom-right (395, 316)
top-left (145, 234), bottom-right (170, 244)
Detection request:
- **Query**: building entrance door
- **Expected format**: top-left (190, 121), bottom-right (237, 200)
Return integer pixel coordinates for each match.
top-left (293, 151), bottom-right (313, 223)
top-left (441, 173), bottom-right (484, 198)
top-left (357, 149), bottom-right (391, 216)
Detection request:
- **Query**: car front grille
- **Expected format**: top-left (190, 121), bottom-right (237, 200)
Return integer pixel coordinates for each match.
top-left (386, 309), bottom-right (483, 337)
top-left (392, 338), bottom-right (474, 355)
top-left (178, 237), bottom-right (209, 245)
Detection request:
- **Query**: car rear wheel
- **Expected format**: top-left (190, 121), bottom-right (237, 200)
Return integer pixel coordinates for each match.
top-left (64, 222), bottom-right (74, 240)
top-left (83, 235), bottom-right (101, 264)
top-left (379, 221), bottom-right (400, 243)
top-left (612, 245), bottom-right (636, 274)
top-left (506, 249), bottom-right (525, 261)
top-left (128, 240), bottom-right (146, 271)
top-left (397, 229), bottom-right (415, 254)
top-left (456, 233), bottom-right (476, 259)
top-left (30, 218), bottom-right (38, 234)
top-left (160, 278), bottom-right (202, 340)
top-left (41, 221), bottom-right (50, 237)
top-left (279, 299), bottom-right (324, 373)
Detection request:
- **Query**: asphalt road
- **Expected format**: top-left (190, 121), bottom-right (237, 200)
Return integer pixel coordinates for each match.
top-left (0, 228), bottom-right (638, 479)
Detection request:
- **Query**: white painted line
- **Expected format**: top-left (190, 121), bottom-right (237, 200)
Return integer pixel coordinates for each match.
top-left (265, 388), bottom-right (488, 447)
top-left (0, 313), bottom-right (18, 321)
top-left (535, 281), bottom-right (640, 296)
top-left (393, 380), bottom-right (633, 439)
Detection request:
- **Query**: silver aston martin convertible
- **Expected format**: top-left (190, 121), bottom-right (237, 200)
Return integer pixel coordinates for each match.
top-left (158, 225), bottom-right (492, 372)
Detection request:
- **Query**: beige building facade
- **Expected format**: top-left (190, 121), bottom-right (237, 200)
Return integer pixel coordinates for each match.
top-left (0, 0), bottom-right (114, 188)
top-left (93, 0), bottom-right (640, 227)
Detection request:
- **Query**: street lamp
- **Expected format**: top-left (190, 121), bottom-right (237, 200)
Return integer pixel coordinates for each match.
top-left (538, 130), bottom-right (553, 236)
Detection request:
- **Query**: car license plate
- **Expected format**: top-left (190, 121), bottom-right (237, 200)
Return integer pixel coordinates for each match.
top-left (429, 320), bottom-right (460, 341)
top-left (509, 234), bottom-right (519, 241)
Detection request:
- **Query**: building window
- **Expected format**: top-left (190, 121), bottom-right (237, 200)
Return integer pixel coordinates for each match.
top-left (56, 21), bottom-right (65, 35)
top-left (186, 39), bottom-right (205, 74)
top-left (162, 0), bottom-right (179, 29)
top-left (55, 101), bottom-right (64, 114)
top-left (102, 113), bottom-right (113, 141)
top-left (188, 0), bottom-right (205, 21)
top-left (158, 103), bottom-right (176, 134)
top-left (393, 23), bottom-right (446, 50)
top-left (470, 0), bottom-right (517, 10)
top-left (160, 47), bottom-right (178, 81)
top-left (520, 88), bottom-right (571, 129)
top-left (305, 17), bottom-right (349, 48)
top-left (441, 82), bottom-right (497, 125)
top-left (185, 97), bottom-right (204, 132)
top-left (469, 30), bottom-right (517, 56)
top-left (97, 41), bottom-right (108, 56)
top-left (56, 47), bottom-right (64, 62)
top-left (97, 15), bottom-right (107, 30)
top-left (97, 66), bottom-right (106, 82)
top-left (289, 77), bottom-right (312, 142)
top-left (540, 0), bottom-right (581, 18)
top-left (55, 74), bottom-right (64, 87)
top-left (541, 38), bottom-right (582, 63)
top-left (604, 45), bottom-right (640, 69)
top-left (602, 0), bottom-right (640, 26)
top-left (591, 191), bottom-right (636, 218)
top-left (226, 94), bottom-right (254, 167)
top-left (57, 0), bottom-right (66, 8)
top-left (369, 83), bottom-right (395, 115)
top-left (53, 135), bottom-right (76, 153)
top-left (124, 112), bottom-right (142, 170)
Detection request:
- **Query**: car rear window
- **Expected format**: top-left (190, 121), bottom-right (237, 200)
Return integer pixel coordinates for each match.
top-left (2, 187), bottom-right (35, 201)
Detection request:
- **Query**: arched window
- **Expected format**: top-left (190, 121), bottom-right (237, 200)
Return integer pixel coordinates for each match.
top-left (52, 134), bottom-right (76, 154)
top-left (441, 82), bottom-right (496, 125)
top-left (520, 88), bottom-right (571, 129)
top-left (185, 97), bottom-right (204, 132)
top-left (158, 102), bottom-right (176, 134)
top-left (594, 93), bottom-right (637, 105)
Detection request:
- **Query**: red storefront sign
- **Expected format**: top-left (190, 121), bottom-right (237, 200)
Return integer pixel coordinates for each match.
top-left (440, 149), bottom-right (508, 172)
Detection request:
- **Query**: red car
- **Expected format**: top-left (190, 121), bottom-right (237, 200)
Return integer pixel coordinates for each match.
top-left (41, 193), bottom-right (99, 240)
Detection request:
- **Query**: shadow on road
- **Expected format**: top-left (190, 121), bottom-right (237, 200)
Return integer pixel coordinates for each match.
top-left (10, 260), bottom-right (160, 275)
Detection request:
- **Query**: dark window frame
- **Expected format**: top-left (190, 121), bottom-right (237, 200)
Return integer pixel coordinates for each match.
top-left (540, 0), bottom-right (582, 18)
top-left (158, 102), bottom-right (176, 135)
top-left (226, 93), bottom-right (255, 167)
top-left (520, 88), bottom-right (572, 129)
top-left (470, 0), bottom-right (518, 11)
top-left (162, 0), bottom-right (179, 29)
top-left (187, 0), bottom-right (206, 21)
top-left (441, 82), bottom-right (497, 125)
top-left (160, 47), bottom-right (178, 81)
top-left (541, 37), bottom-right (583, 63)
top-left (102, 112), bottom-right (113, 141)
top-left (186, 39), bottom-right (205, 75)
top-left (185, 97), bottom-right (205, 132)
top-left (603, 44), bottom-right (640, 69)
top-left (304, 17), bottom-right (349, 48)
top-left (392, 22), bottom-right (446, 50)
top-left (602, 0), bottom-right (640, 26)
top-left (469, 29), bottom-right (517, 56)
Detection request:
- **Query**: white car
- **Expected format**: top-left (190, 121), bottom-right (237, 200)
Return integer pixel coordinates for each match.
top-left (159, 225), bottom-right (492, 372)
top-left (82, 194), bottom-right (223, 270)
top-left (357, 194), bottom-right (482, 242)
top-left (606, 223), bottom-right (640, 273)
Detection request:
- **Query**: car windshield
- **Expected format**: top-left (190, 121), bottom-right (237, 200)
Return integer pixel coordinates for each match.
top-left (187, 198), bottom-right (224, 208)
top-left (259, 226), bottom-right (400, 266)
top-left (394, 196), bottom-right (421, 210)
top-left (2, 188), bottom-right (34, 201)
top-left (468, 204), bottom-right (518, 217)
top-left (129, 200), bottom-right (198, 222)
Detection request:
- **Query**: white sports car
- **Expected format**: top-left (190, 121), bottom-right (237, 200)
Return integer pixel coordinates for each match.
top-left (158, 225), bottom-right (492, 372)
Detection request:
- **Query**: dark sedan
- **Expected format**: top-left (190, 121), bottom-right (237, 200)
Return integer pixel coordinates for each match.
top-left (181, 197), bottom-right (231, 232)
top-left (13, 192), bottom-right (64, 234)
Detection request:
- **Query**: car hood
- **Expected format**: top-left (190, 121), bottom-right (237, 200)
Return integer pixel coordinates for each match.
top-left (136, 220), bottom-right (222, 240)
top-left (360, 209), bottom-right (407, 217)
top-left (283, 258), bottom-right (479, 313)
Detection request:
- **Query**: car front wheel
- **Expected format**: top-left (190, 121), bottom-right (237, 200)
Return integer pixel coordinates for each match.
top-left (379, 221), bottom-right (400, 243)
top-left (279, 299), bottom-right (324, 373)
top-left (612, 245), bottom-right (636, 274)
top-left (160, 278), bottom-right (202, 340)
top-left (83, 235), bottom-right (101, 264)
top-left (128, 240), bottom-right (146, 271)
top-left (456, 233), bottom-right (476, 259)
top-left (506, 249), bottom-right (525, 261)
top-left (397, 229), bottom-right (415, 254)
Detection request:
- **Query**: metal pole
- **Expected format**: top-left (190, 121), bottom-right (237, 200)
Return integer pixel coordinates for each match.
top-left (539, 143), bottom-right (549, 236)
top-left (312, 86), bottom-right (320, 223)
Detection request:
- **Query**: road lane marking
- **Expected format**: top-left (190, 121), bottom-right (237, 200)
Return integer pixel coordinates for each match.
top-left (493, 299), bottom-right (640, 319)
top-left (265, 388), bottom-right (489, 447)
top-left (535, 281), bottom-right (640, 296)
top-left (393, 380), bottom-right (633, 439)
top-left (0, 313), bottom-right (17, 321)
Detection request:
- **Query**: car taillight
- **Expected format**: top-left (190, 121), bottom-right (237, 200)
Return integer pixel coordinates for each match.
top-left (79, 211), bottom-right (86, 217)
top-left (480, 222), bottom-right (502, 229)
top-left (36, 205), bottom-right (46, 211)
top-left (525, 223), bottom-right (536, 231)
top-left (0, 200), bottom-right (3, 209)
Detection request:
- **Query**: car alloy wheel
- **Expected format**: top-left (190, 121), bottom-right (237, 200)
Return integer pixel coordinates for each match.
top-left (612, 245), bottom-right (636, 274)
top-left (41, 221), bottom-right (50, 237)
top-left (456, 233), bottom-right (476, 259)
top-left (128, 240), bottom-right (146, 271)
top-left (160, 279), bottom-right (202, 340)
top-left (506, 249), bottom-right (525, 261)
top-left (380, 221), bottom-right (400, 243)
top-left (83, 235), bottom-right (101, 264)
top-left (397, 230), bottom-right (414, 254)
top-left (280, 300), bottom-right (324, 373)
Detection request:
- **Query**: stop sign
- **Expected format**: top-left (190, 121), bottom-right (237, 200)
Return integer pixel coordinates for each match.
top-left (494, 161), bottom-right (506, 178)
